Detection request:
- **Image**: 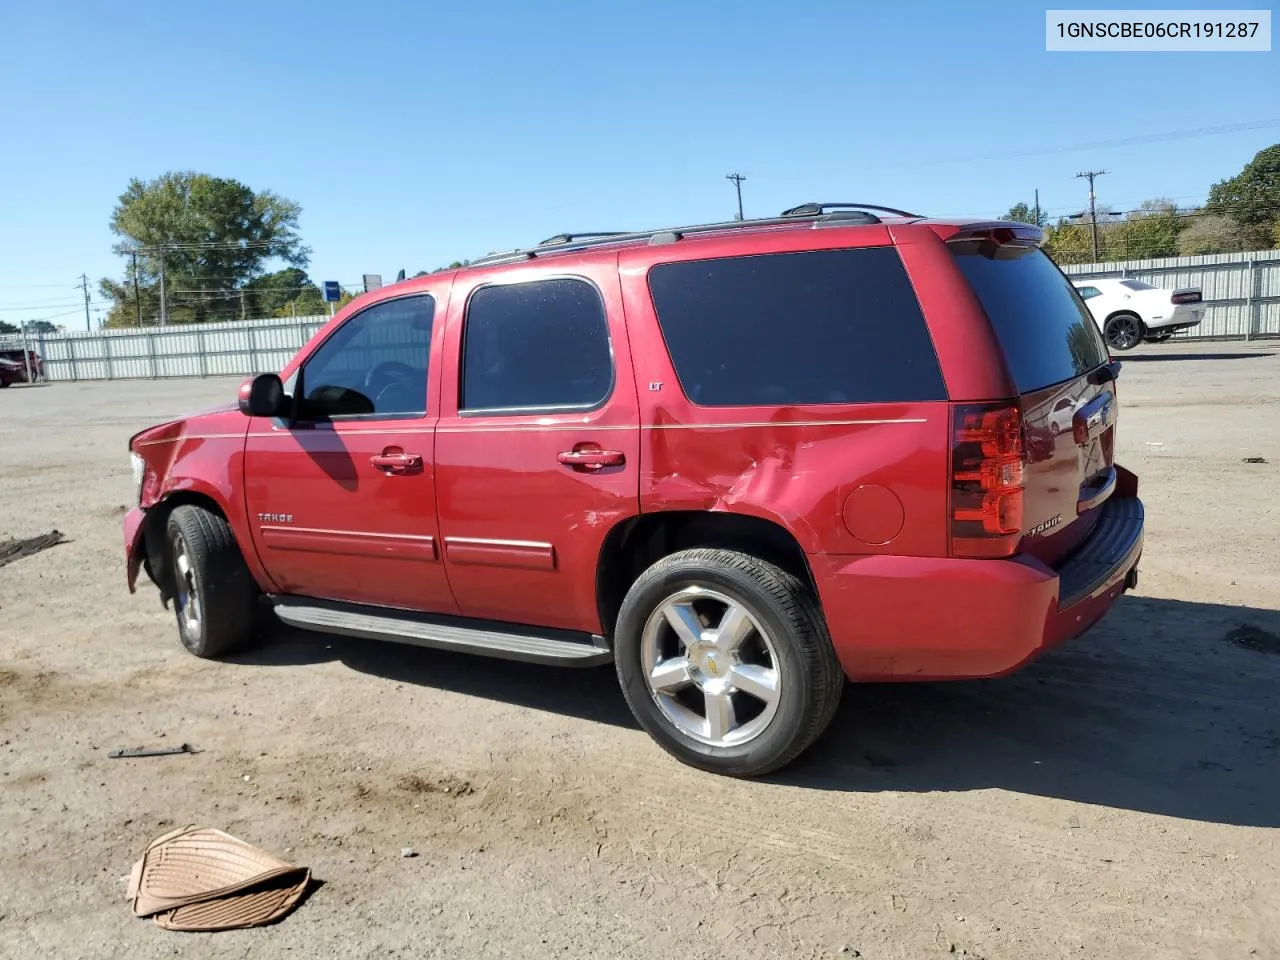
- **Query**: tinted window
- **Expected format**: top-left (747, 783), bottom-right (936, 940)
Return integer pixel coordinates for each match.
top-left (1119, 279), bottom-right (1156, 291)
top-left (462, 279), bottom-right (612, 411)
top-left (297, 295), bottom-right (434, 420)
top-left (1076, 286), bottom-right (1101, 300)
top-left (950, 246), bottom-right (1108, 393)
top-left (646, 248), bottom-right (946, 406)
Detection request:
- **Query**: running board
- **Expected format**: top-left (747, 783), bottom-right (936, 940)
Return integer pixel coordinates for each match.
top-left (270, 597), bottom-right (613, 667)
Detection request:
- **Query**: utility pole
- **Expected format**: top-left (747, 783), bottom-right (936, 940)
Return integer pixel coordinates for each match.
top-left (79, 274), bottom-right (91, 331)
top-left (131, 251), bottom-right (142, 327)
top-left (157, 247), bottom-right (168, 326)
top-left (726, 173), bottom-right (746, 221)
top-left (239, 288), bottom-right (247, 321)
top-left (1075, 169), bottom-right (1109, 261)
top-left (1033, 188), bottom-right (1041, 227)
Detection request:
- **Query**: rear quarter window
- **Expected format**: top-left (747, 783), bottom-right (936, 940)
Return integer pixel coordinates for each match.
top-left (950, 245), bottom-right (1109, 393)
top-left (646, 247), bottom-right (946, 406)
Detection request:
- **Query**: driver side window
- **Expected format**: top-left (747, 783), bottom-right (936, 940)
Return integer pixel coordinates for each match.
top-left (296, 295), bottom-right (434, 421)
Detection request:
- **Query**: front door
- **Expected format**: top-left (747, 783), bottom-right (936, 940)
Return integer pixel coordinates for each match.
top-left (435, 255), bottom-right (640, 634)
top-left (243, 291), bottom-right (457, 614)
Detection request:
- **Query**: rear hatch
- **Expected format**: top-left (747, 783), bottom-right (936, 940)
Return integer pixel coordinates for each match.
top-left (947, 233), bottom-right (1118, 566)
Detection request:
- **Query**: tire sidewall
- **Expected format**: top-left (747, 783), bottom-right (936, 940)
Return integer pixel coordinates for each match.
top-left (614, 559), bottom-right (817, 772)
top-left (167, 516), bottom-right (208, 656)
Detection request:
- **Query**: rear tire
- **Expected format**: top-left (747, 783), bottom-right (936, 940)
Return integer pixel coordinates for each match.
top-left (165, 505), bottom-right (258, 658)
top-left (613, 548), bottom-right (844, 777)
top-left (1104, 312), bottom-right (1144, 351)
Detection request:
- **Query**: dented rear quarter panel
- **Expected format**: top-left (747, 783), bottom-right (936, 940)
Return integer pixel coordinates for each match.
top-left (617, 234), bottom-right (954, 558)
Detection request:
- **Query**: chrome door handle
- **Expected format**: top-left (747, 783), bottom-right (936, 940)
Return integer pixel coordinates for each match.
top-left (557, 449), bottom-right (625, 471)
top-left (370, 453), bottom-right (422, 472)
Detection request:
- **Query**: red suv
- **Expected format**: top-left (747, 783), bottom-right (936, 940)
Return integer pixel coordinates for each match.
top-left (124, 203), bottom-right (1144, 776)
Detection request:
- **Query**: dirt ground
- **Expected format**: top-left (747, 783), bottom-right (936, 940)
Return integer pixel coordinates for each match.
top-left (2, 340), bottom-right (1278, 960)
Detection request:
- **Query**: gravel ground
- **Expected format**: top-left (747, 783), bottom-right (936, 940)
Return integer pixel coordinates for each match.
top-left (2, 340), bottom-right (1278, 960)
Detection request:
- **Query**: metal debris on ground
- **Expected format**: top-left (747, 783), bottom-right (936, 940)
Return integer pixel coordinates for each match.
top-left (0, 530), bottom-right (66, 568)
top-left (1241, 456), bottom-right (1268, 464)
top-left (108, 743), bottom-right (198, 759)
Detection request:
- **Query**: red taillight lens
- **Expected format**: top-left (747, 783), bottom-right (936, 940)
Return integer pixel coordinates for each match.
top-left (1171, 290), bottom-right (1201, 305)
top-left (950, 402), bottom-right (1026, 557)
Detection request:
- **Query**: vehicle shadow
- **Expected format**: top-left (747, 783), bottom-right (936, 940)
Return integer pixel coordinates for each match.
top-left (236, 619), bottom-right (636, 728)
top-left (782, 595), bottom-right (1280, 828)
top-left (235, 594), bottom-right (1280, 828)
top-left (1125, 350), bottom-right (1275, 362)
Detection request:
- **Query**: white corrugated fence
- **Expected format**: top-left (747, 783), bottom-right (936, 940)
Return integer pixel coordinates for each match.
top-left (4, 247), bottom-right (1279, 383)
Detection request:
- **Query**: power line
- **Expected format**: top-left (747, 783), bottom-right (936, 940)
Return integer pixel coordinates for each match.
top-left (837, 118), bottom-right (1280, 174)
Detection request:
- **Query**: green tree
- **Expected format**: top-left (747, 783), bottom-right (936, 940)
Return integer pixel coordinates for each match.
top-left (0, 320), bottom-right (18, 335)
top-left (1105, 199), bottom-right (1183, 260)
top-left (1043, 219), bottom-right (1099, 264)
top-left (1176, 213), bottom-right (1248, 256)
top-left (244, 267), bottom-right (321, 317)
top-left (100, 171), bottom-right (310, 326)
top-left (1003, 201), bottom-right (1049, 227)
top-left (1205, 144), bottom-right (1280, 250)
top-left (22, 320), bottom-right (58, 335)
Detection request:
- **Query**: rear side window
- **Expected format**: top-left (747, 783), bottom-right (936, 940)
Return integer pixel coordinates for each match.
top-left (461, 278), bottom-right (613, 412)
top-left (950, 245), bottom-right (1108, 393)
top-left (646, 248), bottom-right (946, 406)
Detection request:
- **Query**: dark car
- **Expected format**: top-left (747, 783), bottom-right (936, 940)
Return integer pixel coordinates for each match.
top-left (0, 348), bottom-right (41, 383)
top-left (0, 357), bottom-right (25, 387)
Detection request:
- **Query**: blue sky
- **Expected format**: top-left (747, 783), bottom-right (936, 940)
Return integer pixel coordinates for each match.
top-left (0, 0), bottom-right (1275, 329)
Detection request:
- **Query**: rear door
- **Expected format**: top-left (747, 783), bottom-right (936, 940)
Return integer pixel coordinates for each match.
top-left (433, 254), bottom-right (641, 634)
top-left (947, 241), bottom-right (1116, 564)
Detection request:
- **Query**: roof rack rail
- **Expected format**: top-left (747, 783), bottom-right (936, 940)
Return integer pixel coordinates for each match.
top-left (781, 202), bottom-right (922, 219)
top-left (468, 206), bottom-right (921, 268)
top-left (538, 232), bottom-right (629, 246)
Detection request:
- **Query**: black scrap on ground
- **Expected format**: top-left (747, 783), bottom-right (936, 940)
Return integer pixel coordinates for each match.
top-left (1226, 624), bottom-right (1280, 655)
top-left (0, 530), bottom-right (66, 568)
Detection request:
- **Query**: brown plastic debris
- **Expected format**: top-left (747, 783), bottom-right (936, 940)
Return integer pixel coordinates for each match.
top-left (127, 826), bottom-right (310, 931)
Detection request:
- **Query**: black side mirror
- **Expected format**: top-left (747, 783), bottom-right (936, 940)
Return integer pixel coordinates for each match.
top-left (238, 373), bottom-right (287, 418)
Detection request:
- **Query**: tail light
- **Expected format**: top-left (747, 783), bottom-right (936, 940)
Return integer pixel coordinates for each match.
top-left (1171, 290), bottom-right (1201, 305)
top-left (950, 401), bottom-right (1027, 558)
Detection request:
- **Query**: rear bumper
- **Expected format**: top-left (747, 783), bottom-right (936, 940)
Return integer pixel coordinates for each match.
top-left (1146, 310), bottom-right (1203, 332)
top-left (814, 486), bottom-right (1144, 682)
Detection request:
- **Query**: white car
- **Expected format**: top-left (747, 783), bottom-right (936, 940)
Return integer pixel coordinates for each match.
top-left (1072, 278), bottom-right (1204, 351)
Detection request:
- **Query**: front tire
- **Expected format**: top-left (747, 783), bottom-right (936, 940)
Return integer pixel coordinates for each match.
top-left (1104, 312), bottom-right (1144, 351)
top-left (613, 548), bottom-right (844, 777)
top-left (165, 505), bottom-right (258, 658)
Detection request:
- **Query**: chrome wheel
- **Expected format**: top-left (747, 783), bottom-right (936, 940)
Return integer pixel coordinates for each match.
top-left (640, 586), bottom-right (781, 747)
top-left (173, 536), bottom-right (202, 638)
top-left (1105, 314), bottom-right (1142, 350)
